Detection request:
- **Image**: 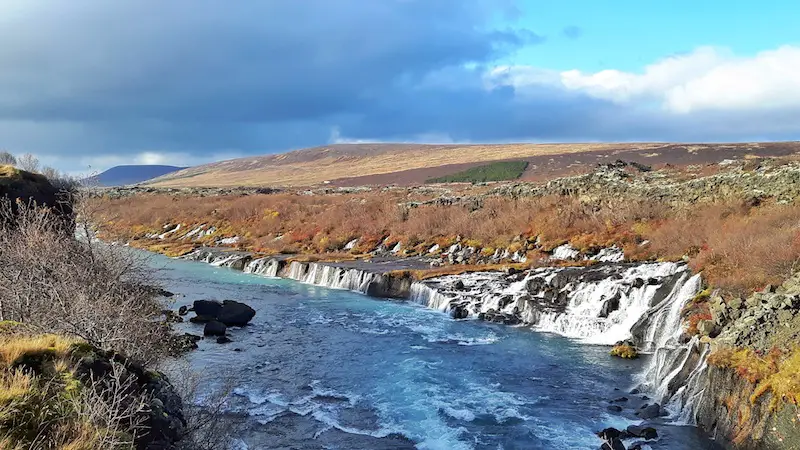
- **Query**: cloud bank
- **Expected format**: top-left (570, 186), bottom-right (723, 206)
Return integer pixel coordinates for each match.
top-left (0, 0), bottom-right (798, 172)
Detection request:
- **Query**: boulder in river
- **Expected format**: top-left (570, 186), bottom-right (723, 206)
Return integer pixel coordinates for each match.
top-left (204, 321), bottom-right (227, 337)
top-left (193, 300), bottom-right (223, 317)
top-left (218, 300), bottom-right (256, 326)
top-left (600, 439), bottom-right (626, 450)
top-left (626, 425), bottom-right (658, 440)
top-left (636, 403), bottom-right (667, 420)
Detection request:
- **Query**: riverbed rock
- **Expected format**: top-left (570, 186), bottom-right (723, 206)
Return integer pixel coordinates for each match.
top-left (449, 305), bottom-right (469, 320)
top-left (193, 300), bottom-right (223, 317)
top-left (600, 439), bottom-right (626, 450)
top-left (599, 293), bottom-right (621, 318)
top-left (626, 425), bottom-right (658, 440)
top-left (218, 300), bottom-right (256, 326)
top-left (597, 428), bottom-right (622, 440)
top-left (203, 321), bottom-right (227, 337)
top-left (636, 403), bottom-right (666, 420)
top-left (178, 305), bottom-right (189, 316)
top-left (216, 336), bottom-right (232, 344)
top-left (189, 315), bottom-right (215, 324)
top-left (172, 333), bottom-right (202, 353)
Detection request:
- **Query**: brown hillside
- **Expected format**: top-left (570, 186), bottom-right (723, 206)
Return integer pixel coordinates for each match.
top-left (147, 142), bottom-right (800, 188)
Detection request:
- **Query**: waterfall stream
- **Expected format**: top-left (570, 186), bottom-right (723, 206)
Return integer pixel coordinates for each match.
top-left (180, 247), bottom-right (712, 426)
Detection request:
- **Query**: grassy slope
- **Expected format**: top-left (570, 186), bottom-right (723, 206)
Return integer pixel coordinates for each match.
top-left (146, 142), bottom-right (655, 187)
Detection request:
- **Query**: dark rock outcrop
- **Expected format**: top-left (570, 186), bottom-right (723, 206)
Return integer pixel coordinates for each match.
top-left (70, 346), bottom-right (186, 450)
top-left (0, 165), bottom-right (74, 231)
top-left (217, 300), bottom-right (256, 327)
top-left (192, 300), bottom-right (223, 317)
top-left (203, 321), bottom-right (227, 337)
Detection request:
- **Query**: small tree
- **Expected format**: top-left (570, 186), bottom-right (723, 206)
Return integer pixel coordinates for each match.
top-left (17, 153), bottom-right (40, 172)
top-left (0, 151), bottom-right (16, 166)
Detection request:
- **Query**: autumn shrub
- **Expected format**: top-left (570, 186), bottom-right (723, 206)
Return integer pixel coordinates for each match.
top-left (610, 344), bottom-right (638, 359)
top-left (92, 189), bottom-right (800, 295)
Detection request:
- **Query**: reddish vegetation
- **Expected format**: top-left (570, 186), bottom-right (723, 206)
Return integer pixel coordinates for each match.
top-left (93, 186), bottom-right (800, 296)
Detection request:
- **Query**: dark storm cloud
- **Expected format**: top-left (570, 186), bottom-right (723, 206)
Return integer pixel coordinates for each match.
top-left (0, 0), bottom-right (797, 171)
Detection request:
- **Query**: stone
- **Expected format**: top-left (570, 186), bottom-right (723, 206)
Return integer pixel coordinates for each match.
top-left (203, 321), bottom-right (227, 337)
top-left (627, 425), bottom-right (658, 440)
top-left (217, 300), bottom-right (257, 326)
top-left (189, 315), bottom-right (215, 324)
top-left (216, 336), bottom-right (232, 344)
top-left (727, 297), bottom-right (743, 310)
top-left (193, 300), bottom-right (223, 317)
top-left (600, 438), bottom-right (626, 450)
top-left (599, 293), bottom-right (621, 318)
top-left (778, 309), bottom-right (794, 323)
top-left (636, 403), bottom-right (666, 420)
top-left (597, 428), bottom-right (621, 440)
top-left (606, 405), bottom-right (623, 413)
top-left (697, 320), bottom-right (716, 337)
top-left (173, 333), bottom-right (201, 353)
top-left (178, 305), bottom-right (190, 316)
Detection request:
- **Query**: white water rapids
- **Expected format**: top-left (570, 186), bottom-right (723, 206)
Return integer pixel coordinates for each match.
top-left (181, 248), bottom-right (712, 425)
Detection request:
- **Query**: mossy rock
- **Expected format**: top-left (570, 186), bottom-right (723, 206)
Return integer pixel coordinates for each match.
top-left (610, 344), bottom-right (639, 359)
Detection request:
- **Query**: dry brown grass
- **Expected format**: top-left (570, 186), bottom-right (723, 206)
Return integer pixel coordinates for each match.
top-left (148, 143), bottom-right (659, 188)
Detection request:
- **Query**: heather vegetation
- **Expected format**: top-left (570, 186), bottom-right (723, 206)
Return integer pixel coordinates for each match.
top-left (93, 187), bottom-right (800, 296)
top-left (425, 160), bottom-right (529, 183)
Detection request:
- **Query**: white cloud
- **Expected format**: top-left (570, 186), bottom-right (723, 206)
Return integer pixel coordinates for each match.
top-left (493, 45), bottom-right (800, 114)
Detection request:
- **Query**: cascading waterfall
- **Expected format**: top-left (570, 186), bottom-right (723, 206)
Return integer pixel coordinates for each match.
top-left (633, 273), bottom-right (711, 424)
top-left (640, 273), bottom-right (702, 352)
top-left (409, 262), bottom-right (695, 346)
top-left (179, 245), bottom-right (711, 425)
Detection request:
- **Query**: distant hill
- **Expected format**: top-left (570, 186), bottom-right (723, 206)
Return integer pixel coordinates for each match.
top-left (145, 142), bottom-right (800, 188)
top-left (89, 165), bottom-right (187, 187)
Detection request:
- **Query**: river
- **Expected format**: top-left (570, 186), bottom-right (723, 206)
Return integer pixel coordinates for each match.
top-left (149, 252), bottom-right (721, 450)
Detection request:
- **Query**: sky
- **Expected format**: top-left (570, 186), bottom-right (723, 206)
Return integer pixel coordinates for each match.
top-left (1, 0), bottom-right (799, 173)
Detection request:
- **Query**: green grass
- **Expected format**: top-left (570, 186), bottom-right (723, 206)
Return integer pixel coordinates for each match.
top-left (426, 161), bottom-right (529, 184)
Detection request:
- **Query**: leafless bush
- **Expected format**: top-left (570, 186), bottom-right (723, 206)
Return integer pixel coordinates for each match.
top-left (16, 153), bottom-right (39, 172)
top-left (41, 165), bottom-right (82, 191)
top-left (0, 198), bottom-right (173, 364)
top-left (162, 361), bottom-right (241, 450)
top-left (0, 151), bottom-right (16, 166)
top-left (68, 360), bottom-right (153, 449)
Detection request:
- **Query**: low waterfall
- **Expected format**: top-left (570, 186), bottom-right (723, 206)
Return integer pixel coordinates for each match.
top-left (409, 262), bottom-right (695, 345)
top-left (284, 261), bottom-right (381, 295)
top-left (409, 282), bottom-right (453, 312)
top-left (244, 257), bottom-right (281, 278)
